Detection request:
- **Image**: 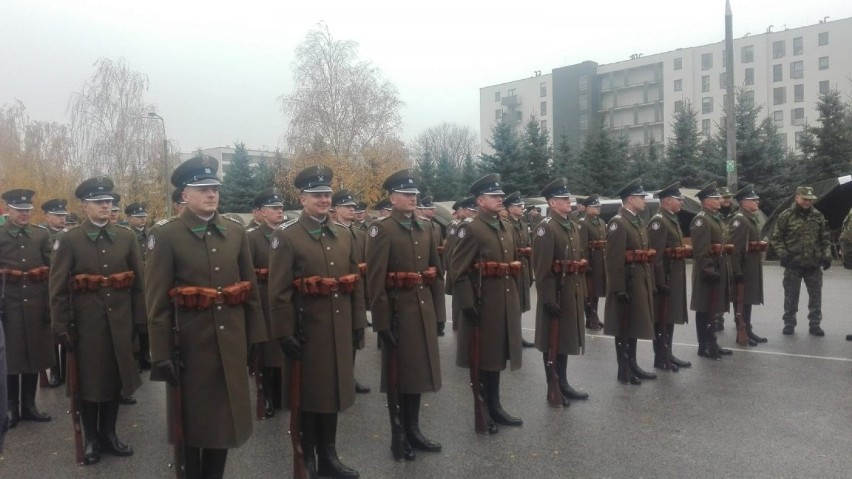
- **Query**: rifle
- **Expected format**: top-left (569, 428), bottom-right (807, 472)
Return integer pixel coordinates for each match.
top-left (546, 248), bottom-right (568, 408)
top-left (469, 254), bottom-right (490, 434)
top-left (251, 349), bottom-right (265, 420)
top-left (64, 277), bottom-right (85, 465)
top-left (734, 282), bottom-right (748, 346)
top-left (289, 301), bottom-right (307, 479)
top-left (655, 275), bottom-right (673, 370)
top-left (707, 254), bottom-right (721, 355)
top-left (385, 294), bottom-right (405, 460)
top-left (169, 289), bottom-right (186, 479)
top-left (618, 264), bottom-right (635, 368)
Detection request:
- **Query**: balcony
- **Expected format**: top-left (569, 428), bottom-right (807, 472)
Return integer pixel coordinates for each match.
top-left (501, 95), bottom-right (522, 108)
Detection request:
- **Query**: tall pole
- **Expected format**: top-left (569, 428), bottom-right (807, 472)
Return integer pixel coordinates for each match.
top-left (147, 113), bottom-right (172, 217)
top-left (725, 0), bottom-right (737, 191)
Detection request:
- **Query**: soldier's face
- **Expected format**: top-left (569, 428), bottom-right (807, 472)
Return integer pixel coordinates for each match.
top-left (261, 206), bottom-right (285, 226)
top-left (7, 207), bottom-right (31, 226)
top-left (336, 205), bottom-right (356, 222)
top-left (661, 197), bottom-right (682, 214)
top-left (83, 199), bottom-right (112, 222)
top-left (795, 195), bottom-right (813, 209)
top-left (418, 208), bottom-right (435, 219)
top-left (507, 204), bottom-right (524, 219)
top-left (109, 210), bottom-right (119, 223)
top-left (300, 192), bottom-right (331, 217)
top-left (548, 197), bottom-right (571, 217)
top-left (128, 216), bottom-right (147, 228)
top-left (626, 194), bottom-right (646, 212)
top-left (702, 197), bottom-right (721, 211)
top-left (45, 213), bottom-right (66, 229)
top-left (477, 194), bottom-right (503, 214)
top-left (585, 205), bottom-right (601, 217)
top-left (741, 198), bottom-right (760, 213)
top-left (721, 197), bottom-right (732, 207)
top-left (355, 211), bottom-right (366, 221)
top-left (184, 186), bottom-right (220, 216)
top-left (391, 192), bottom-right (417, 213)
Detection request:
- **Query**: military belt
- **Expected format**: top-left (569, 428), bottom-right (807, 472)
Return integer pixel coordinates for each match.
top-left (293, 274), bottom-right (359, 296)
top-left (517, 247), bottom-right (532, 258)
top-left (473, 261), bottom-right (523, 278)
top-left (747, 241), bottom-right (769, 253)
top-left (168, 281), bottom-right (252, 310)
top-left (255, 268), bottom-right (269, 283)
top-left (664, 246), bottom-right (693, 260)
top-left (710, 243), bottom-right (735, 256)
top-left (0, 266), bottom-right (50, 283)
top-left (551, 259), bottom-right (589, 274)
top-left (70, 271), bottom-right (134, 292)
top-left (386, 266), bottom-right (438, 289)
top-left (624, 249), bottom-right (657, 264)
top-left (587, 240), bottom-right (606, 250)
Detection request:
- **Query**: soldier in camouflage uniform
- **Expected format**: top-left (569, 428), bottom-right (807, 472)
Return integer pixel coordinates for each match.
top-left (41, 198), bottom-right (69, 388)
top-left (840, 209), bottom-right (852, 343)
top-left (770, 186), bottom-right (832, 336)
top-left (714, 187), bottom-right (737, 331)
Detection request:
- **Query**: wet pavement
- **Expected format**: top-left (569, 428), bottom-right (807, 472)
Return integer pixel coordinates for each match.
top-left (1, 264), bottom-right (850, 478)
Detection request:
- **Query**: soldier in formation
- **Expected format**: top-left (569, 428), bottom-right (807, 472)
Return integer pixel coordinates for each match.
top-left (727, 185), bottom-right (768, 346)
top-left (503, 192), bottom-right (536, 347)
top-left (577, 194), bottom-right (606, 331)
top-left (49, 177), bottom-right (144, 465)
top-left (416, 196), bottom-right (447, 336)
top-left (41, 198), bottom-right (69, 387)
top-left (125, 202), bottom-right (151, 372)
top-left (444, 196), bottom-right (476, 332)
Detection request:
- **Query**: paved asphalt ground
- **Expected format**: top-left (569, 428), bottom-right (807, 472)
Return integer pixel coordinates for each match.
top-left (1, 264), bottom-right (850, 478)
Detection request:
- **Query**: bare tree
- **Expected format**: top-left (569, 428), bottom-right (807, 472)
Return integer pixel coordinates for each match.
top-left (409, 122), bottom-right (479, 168)
top-left (280, 24), bottom-right (403, 160)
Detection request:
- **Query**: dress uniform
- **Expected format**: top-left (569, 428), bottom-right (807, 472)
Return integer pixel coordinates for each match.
top-left (603, 179), bottom-right (657, 385)
top-left (246, 188), bottom-right (287, 418)
top-left (444, 197), bottom-right (476, 331)
top-left (689, 182), bottom-right (733, 359)
top-left (109, 193), bottom-right (121, 225)
top-left (647, 183), bottom-right (692, 371)
top-left (145, 158), bottom-right (266, 477)
top-left (41, 198), bottom-right (69, 388)
top-left (49, 178), bottom-right (145, 465)
top-left (450, 174), bottom-right (523, 432)
top-left (577, 195), bottom-right (606, 330)
top-left (728, 185), bottom-right (768, 345)
top-left (416, 196), bottom-right (447, 336)
top-left (269, 166), bottom-right (365, 478)
top-left (367, 171), bottom-right (443, 461)
top-left (532, 180), bottom-right (589, 406)
top-left (2, 189), bottom-right (54, 428)
top-left (125, 202), bottom-right (151, 372)
top-left (504, 192), bottom-right (536, 348)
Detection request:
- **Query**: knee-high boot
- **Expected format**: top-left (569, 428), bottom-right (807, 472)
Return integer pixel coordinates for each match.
top-left (48, 345), bottom-right (62, 387)
top-left (404, 393), bottom-right (441, 452)
top-left (200, 448), bottom-right (228, 479)
top-left (6, 374), bottom-right (20, 428)
top-left (184, 446), bottom-right (202, 479)
top-left (20, 373), bottom-right (51, 421)
top-left (316, 413), bottom-right (359, 478)
top-left (98, 399), bottom-right (132, 456)
top-left (81, 400), bottom-right (100, 465)
top-left (557, 354), bottom-right (589, 400)
top-left (261, 368), bottom-right (275, 418)
top-left (485, 371), bottom-right (522, 426)
top-left (627, 338), bottom-right (656, 380)
top-left (301, 411), bottom-right (319, 477)
top-left (615, 337), bottom-right (640, 385)
top-left (668, 323), bottom-right (691, 368)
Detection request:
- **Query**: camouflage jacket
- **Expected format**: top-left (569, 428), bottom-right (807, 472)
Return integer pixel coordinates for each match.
top-left (840, 209), bottom-right (852, 269)
top-left (769, 204), bottom-right (830, 269)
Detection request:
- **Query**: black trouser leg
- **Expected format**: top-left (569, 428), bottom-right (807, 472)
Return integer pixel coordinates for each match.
top-left (20, 373), bottom-right (51, 421)
top-left (744, 304), bottom-right (767, 343)
top-left (138, 333), bottom-right (151, 370)
top-left (6, 374), bottom-right (20, 428)
top-left (184, 446), bottom-right (202, 479)
top-left (668, 323), bottom-right (691, 368)
top-left (200, 448), bottom-right (228, 479)
top-left (48, 345), bottom-right (62, 387)
top-left (556, 354), bottom-right (589, 399)
top-left (316, 413), bottom-right (359, 478)
top-left (301, 411), bottom-right (318, 476)
top-left (81, 400), bottom-right (100, 465)
top-left (261, 368), bottom-right (275, 417)
top-left (404, 393), bottom-right (441, 452)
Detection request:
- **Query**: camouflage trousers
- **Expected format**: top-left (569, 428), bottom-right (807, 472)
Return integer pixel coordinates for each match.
top-left (782, 267), bottom-right (823, 326)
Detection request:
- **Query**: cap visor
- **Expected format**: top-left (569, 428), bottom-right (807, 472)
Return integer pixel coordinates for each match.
top-left (185, 178), bottom-right (222, 187)
top-left (303, 186), bottom-right (333, 193)
top-left (483, 190), bottom-right (505, 195)
top-left (393, 187), bottom-right (420, 194)
top-left (8, 203), bottom-right (33, 210)
top-left (335, 201), bottom-right (357, 207)
top-left (84, 194), bottom-right (114, 201)
top-left (263, 201), bottom-right (285, 207)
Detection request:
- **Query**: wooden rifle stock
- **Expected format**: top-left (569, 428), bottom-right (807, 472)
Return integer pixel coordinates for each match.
top-left (546, 317), bottom-right (561, 407)
top-left (735, 282), bottom-right (748, 346)
top-left (64, 278), bottom-right (84, 465)
top-left (656, 290), bottom-right (672, 369)
top-left (290, 359), bottom-right (307, 479)
top-left (469, 257), bottom-right (489, 433)
top-left (251, 352), bottom-right (264, 420)
top-left (170, 296), bottom-right (186, 479)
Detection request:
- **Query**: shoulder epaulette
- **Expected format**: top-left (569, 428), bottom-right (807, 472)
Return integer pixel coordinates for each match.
top-left (652, 212), bottom-right (663, 219)
top-left (114, 224), bottom-right (133, 231)
top-left (375, 216), bottom-right (388, 222)
top-left (277, 219), bottom-right (298, 230)
top-left (155, 217), bottom-right (177, 227)
top-left (60, 225), bottom-right (77, 233)
top-left (223, 215), bottom-right (244, 225)
top-left (35, 224), bottom-right (47, 230)
top-left (696, 211), bottom-right (706, 217)
top-left (246, 226), bottom-right (259, 233)
top-left (612, 215), bottom-right (622, 220)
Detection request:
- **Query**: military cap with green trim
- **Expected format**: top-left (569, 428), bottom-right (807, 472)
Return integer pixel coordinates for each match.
top-left (294, 165), bottom-right (333, 193)
top-left (616, 178), bottom-right (647, 199)
top-left (581, 194), bottom-right (601, 207)
top-left (253, 188), bottom-right (284, 208)
top-left (417, 196), bottom-right (436, 209)
top-left (696, 182), bottom-right (722, 200)
top-left (171, 155), bottom-right (221, 187)
top-left (332, 189), bottom-right (357, 207)
top-left (734, 184), bottom-right (760, 201)
top-left (2, 189), bottom-right (35, 210)
top-left (383, 169), bottom-right (420, 194)
top-left (75, 177), bottom-right (115, 201)
top-left (655, 182), bottom-right (683, 200)
top-left (470, 173), bottom-right (504, 196)
top-left (41, 198), bottom-right (68, 215)
top-left (540, 179), bottom-right (571, 199)
top-left (503, 191), bottom-right (523, 207)
top-left (124, 202), bottom-right (148, 217)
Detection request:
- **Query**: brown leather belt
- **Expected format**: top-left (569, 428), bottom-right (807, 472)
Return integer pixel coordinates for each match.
top-left (516, 247), bottom-right (532, 258)
top-left (292, 274), bottom-right (359, 296)
top-left (747, 241), bottom-right (768, 253)
top-left (358, 263), bottom-right (367, 277)
top-left (71, 271), bottom-right (134, 292)
top-left (386, 266), bottom-right (437, 289)
top-left (664, 246), bottom-right (693, 260)
top-left (710, 243), bottom-right (735, 256)
top-left (625, 249), bottom-right (657, 264)
top-left (0, 266), bottom-right (49, 283)
top-left (588, 240), bottom-right (606, 250)
top-left (551, 259), bottom-right (589, 274)
top-left (436, 245), bottom-right (445, 256)
top-left (255, 268), bottom-right (269, 284)
top-left (473, 261), bottom-right (522, 278)
top-left (169, 281), bottom-right (253, 310)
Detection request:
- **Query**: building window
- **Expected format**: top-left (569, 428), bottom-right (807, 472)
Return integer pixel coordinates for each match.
top-left (578, 75), bottom-right (589, 91)
top-left (791, 61), bottom-right (804, 79)
top-left (794, 131), bottom-right (804, 149)
top-left (773, 40), bottom-right (785, 59)
top-left (794, 84), bottom-right (804, 103)
top-left (745, 68), bottom-right (754, 86)
top-left (674, 79), bottom-right (682, 91)
top-left (819, 56), bottom-right (829, 70)
top-left (578, 94), bottom-right (588, 111)
top-left (702, 75), bottom-right (710, 92)
top-left (779, 133), bottom-right (787, 149)
top-left (819, 80), bottom-right (830, 95)
top-left (774, 87), bottom-right (786, 105)
top-left (701, 53), bottom-right (713, 71)
top-left (702, 97), bottom-right (713, 114)
top-left (540, 101), bottom-right (547, 116)
top-left (793, 37), bottom-right (803, 55)
top-left (495, 91), bottom-right (500, 102)
top-left (674, 58), bottom-right (682, 70)
top-left (773, 110), bottom-right (784, 127)
top-left (515, 110), bottom-right (522, 122)
top-left (495, 109), bottom-right (502, 120)
top-left (579, 113), bottom-right (589, 131)
top-left (719, 73), bottom-right (727, 89)
top-left (818, 32), bottom-right (829, 46)
top-left (540, 83), bottom-right (547, 98)
top-left (743, 90), bottom-right (755, 108)
top-left (702, 119), bottom-right (712, 136)
top-left (540, 120), bottom-right (547, 133)
top-left (741, 45), bottom-right (754, 63)
top-left (792, 107), bottom-right (805, 126)
top-left (508, 88), bottom-right (515, 96)
top-left (674, 100), bottom-right (684, 112)
top-left (773, 64), bottom-right (782, 82)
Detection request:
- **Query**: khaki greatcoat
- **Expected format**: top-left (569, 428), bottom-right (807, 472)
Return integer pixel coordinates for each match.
top-left (366, 210), bottom-right (442, 394)
top-left (508, 216), bottom-right (533, 312)
top-left (728, 212), bottom-right (764, 305)
top-left (532, 214), bottom-right (586, 355)
top-left (689, 209), bottom-right (732, 313)
top-left (1, 222), bottom-right (54, 374)
top-left (602, 208), bottom-right (655, 340)
top-left (145, 210), bottom-right (266, 448)
top-left (50, 220), bottom-right (144, 402)
top-left (268, 212), bottom-right (367, 414)
top-left (648, 209), bottom-right (689, 325)
top-left (578, 214), bottom-right (607, 297)
top-left (247, 223), bottom-right (285, 368)
top-left (450, 212), bottom-right (522, 372)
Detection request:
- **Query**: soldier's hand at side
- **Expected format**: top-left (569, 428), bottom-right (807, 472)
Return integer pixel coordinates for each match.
top-left (656, 284), bottom-right (670, 296)
top-left (779, 255), bottom-right (790, 268)
top-left (703, 270), bottom-right (720, 283)
top-left (734, 272), bottom-right (745, 283)
top-left (463, 308), bottom-right (481, 326)
top-left (822, 257), bottom-right (832, 271)
top-left (585, 267), bottom-right (593, 276)
top-left (378, 330), bottom-right (397, 348)
top-left (353, 328), bottom-right (365, 348)
top-left (615, 291), bottom-right (631, 303)
top-left (280, 336), bottom-right (303, 360)
top-left (153, 359), bottom-right (178, 386)
top-left (544, 302), bottom-right (562, 318)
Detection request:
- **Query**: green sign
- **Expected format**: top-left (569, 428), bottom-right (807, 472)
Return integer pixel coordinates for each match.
top-left (726, 160), bottom-right (735, 172)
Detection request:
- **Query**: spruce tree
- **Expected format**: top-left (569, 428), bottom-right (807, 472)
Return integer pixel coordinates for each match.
top-left (220, 142), bottom-right (257, 213)
top-left (520, 115), bottom-right (552, 193)
top-left (799, 90), bottom-right (852, 182)
top-left (459, 153), bottom-right (479, 197)
top-left (479, 116), bottom-right (532, 195)
top-left (577, 117), bottom-right (629, 195)
top-left (433, 151), bottom-right (459, 201)
top-left (415, 149), bottom-right (437, 197)
top-left (664, 100), bottom-right (706, 188)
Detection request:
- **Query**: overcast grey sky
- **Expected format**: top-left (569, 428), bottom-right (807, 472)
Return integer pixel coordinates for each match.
top-left (2, 0), bottom-right (850, 154)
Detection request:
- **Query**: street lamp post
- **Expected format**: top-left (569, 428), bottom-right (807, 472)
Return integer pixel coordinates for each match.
top-left (145, 112), bottom-right (172, 217)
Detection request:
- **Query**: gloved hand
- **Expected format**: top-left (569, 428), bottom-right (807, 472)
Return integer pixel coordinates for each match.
top-left (353, 328), bottom-right (365, 348)
top-left (463, 308), bottom-right (481, 327)
top-left (703, 270), bottom-right (721, 283)
top-left (58, 332), bottom-right (74, 353)
top-left (585, 267), bottom-right (594, 276)
top-left (779, 255), bottom-right (790, 268)
top-left (822, 257), bottom-right (832, 271)
top-left (378, 330), bottom-right (397, 348)
top-left (280, 336), bottom-right (303, 360)
top-left (656, 284), bottom-right (670, 296)
top-left (544, 303), bottom-right (562, 318)
top-left (615, 291), bottom-right (631, 303)
top-left (734, 272), bottom-right (745, 284)
top-left (153, 359), bottom-right (178, 386)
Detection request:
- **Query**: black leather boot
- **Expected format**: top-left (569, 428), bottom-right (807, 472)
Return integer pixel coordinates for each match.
top-left (628, 338), bottom-right (657, 380)
top-left (652, 326), bottom-right (677, 372)
top-left (437, 321), bottom-right (446, 337)
top-left (183, 447), bottom-right (201, 478)
top-left (48, 345), bottom-right (62, 387)
top-left (138, 333), bottom-right (152, 370)
top-left (201, 448), bottom-right (228, 479)
top-left (696, 313), bottom-right (721, 360)
top-left (404, 394), bottom-right (441, 452)
top-left (7, 374), bottom-right (20, 428)
top-left (261, 371), bottom-right (276, 418)
top-left (485, 371), bottom-right (522, 426)
top-left (301, 412), bottom-right (319, 477)
top-left (20, 373), bottom-right (51, 421)
top-left (98, 400), bottom-right (133, 456)
top-left (615, 337), bottom-right (640, 385)
top-left (667, 323), bottom-right (691, 368)
top-left (81, 401), bottom-right (100, 465)
top-left (316, 413), bottom-right (360, 478)
top-left (388, 393), bottom-right (414, 461)
top-left (478, 371), bottom-right (499, 434)
top-left (557, 354), bottom-right (589, 400)
top-left (745, 309), bottom-right (767, 344)
top-left (542, 354), bottom-right (569, 407)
